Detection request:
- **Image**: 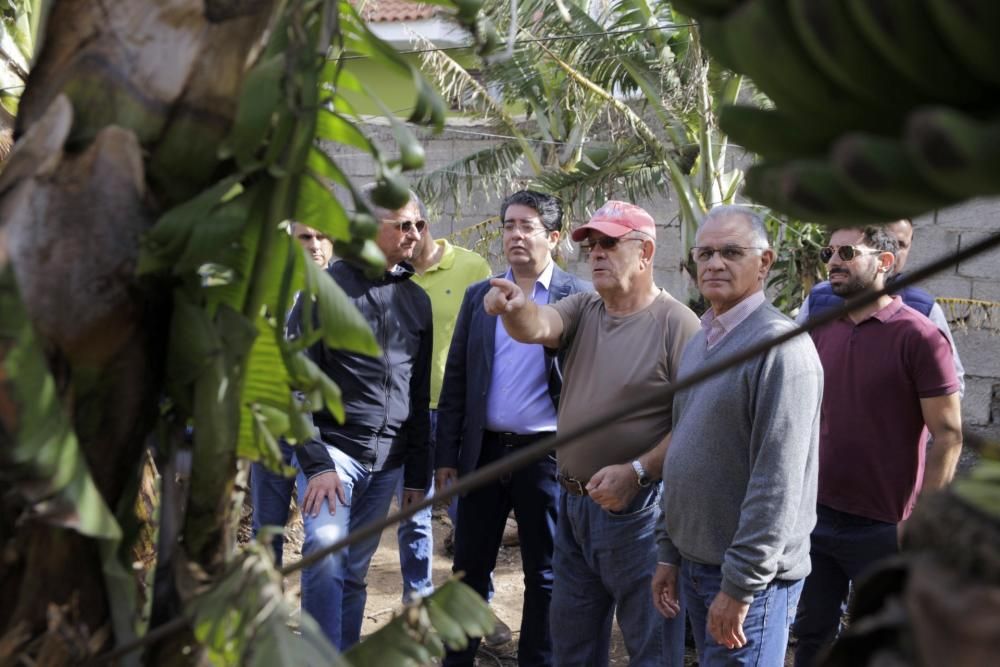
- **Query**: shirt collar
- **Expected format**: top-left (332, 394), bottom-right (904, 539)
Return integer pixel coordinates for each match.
top-left (870, 295), bottom-right (904, 323)
top-left (701, 290), bottom-right (766, 334)
top-left (423, 239), bottom-right (455, 274)
top-left (504, 258), bottom-right (555, 291)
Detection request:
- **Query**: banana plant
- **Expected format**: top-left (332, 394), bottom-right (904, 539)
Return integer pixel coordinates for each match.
top-left (416, 0), bottom-right (822, 308)
top-left (0, 0), bottom-right (46, 155)
top-left (0, 0), bottom-right (494, 664)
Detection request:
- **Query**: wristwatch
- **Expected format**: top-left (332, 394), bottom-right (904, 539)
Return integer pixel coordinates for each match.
top-left (631, 459), bottom-right (651, 488)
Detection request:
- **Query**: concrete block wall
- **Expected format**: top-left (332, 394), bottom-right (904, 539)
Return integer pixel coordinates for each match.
top-left (911, 198), bottom-right (1000, 439)
top-left (329, 122), bottom-right (1000, 439)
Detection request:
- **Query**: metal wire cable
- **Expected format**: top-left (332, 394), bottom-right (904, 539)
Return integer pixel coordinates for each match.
top-left (88, 229), bottom-right (1000, 665)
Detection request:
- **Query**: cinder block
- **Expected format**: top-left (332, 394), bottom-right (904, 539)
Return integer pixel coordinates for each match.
top-left (905, 227), bottom-right (961, 275)
top-left (933, 197), bottom-right (1000, 232)
top-left (961, 376), bottom-right (996, 426)
top-left (957, 232), bottom-right (1000, 280)
top-left (917, 276), bottom-right (973, 300)
top-left (952, 329), bottom-right (1000, 377)
top-left (972, 280), bottom-right (1000, 304)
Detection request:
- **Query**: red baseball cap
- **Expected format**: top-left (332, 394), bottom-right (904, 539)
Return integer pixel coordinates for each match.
top-left (571, 200), bottom-right (656, 242)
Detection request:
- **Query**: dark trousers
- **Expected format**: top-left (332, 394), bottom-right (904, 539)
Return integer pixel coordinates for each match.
top-left (444, 431), bottom-right (559, 667)
top-left (793, 505), bottom-right (898, 667)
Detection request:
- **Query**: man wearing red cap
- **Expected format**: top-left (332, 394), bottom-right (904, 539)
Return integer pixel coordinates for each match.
top-left (485, 200), bottom-right (699, 666)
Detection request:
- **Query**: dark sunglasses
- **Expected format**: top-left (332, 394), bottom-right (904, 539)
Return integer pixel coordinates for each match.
top-left (578, 236), bottom-right (643, 252)
top-left (819, 245), bottom-right (880, 264)
top-left (383, 219), bottom-right (427, 233)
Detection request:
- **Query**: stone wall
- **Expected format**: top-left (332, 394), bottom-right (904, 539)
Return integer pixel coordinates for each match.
top-left (331, 122), bottom-right (1000, 439)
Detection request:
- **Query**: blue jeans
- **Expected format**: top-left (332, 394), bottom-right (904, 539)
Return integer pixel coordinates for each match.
top-left (250, 440), bottom-right (296, 566)
top-left (792, 505), bottom-right (898, 667)
top-left (445, 433), bottom-right (559, 667)
top-left (682, 560), bottom-right (802, 666)
top-left (395, 410), bottom-right (436, 600)
top-left (296, 445), bottom-right (403, 650)
top-left (550, 485), bottom-right (685, 667)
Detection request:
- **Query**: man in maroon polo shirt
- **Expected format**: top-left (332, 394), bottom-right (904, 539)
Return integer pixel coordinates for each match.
top-left (792, 225), bottom-right (963, 666)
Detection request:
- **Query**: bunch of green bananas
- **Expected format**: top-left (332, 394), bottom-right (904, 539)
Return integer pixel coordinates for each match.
top-left (673, 0), bottom-right (1000, 225)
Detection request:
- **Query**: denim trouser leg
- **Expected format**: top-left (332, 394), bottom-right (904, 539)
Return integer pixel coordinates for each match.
top-left (445, 440), bottom-right (559, 667)
top-left (682, 559), bottom-right (803, 666)
top-left (296, 447), bottom-right (403, 650)
top-left (396, 410), bottom-right (436, 600)
top-left (250, 440), bottom-right (296, 566)
top-left (550, 494), bottom-right (613, 667)
top-left (793, 506), bottom-right (898, 667)
top-left (395, 477), bottom-right (435, 599)
top-left (551, 485), bottom-right (685, 667)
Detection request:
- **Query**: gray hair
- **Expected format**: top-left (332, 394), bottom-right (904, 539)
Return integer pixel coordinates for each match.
top-left (701, 205), bottom-right (770, 249)
top-left (357, 182), bottom-right (425, 219)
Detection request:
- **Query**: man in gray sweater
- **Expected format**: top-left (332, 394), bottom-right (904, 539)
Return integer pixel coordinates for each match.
top-left (652, 205), bottom-right (824, 666)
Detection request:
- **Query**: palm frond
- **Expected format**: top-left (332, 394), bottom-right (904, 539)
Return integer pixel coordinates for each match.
top-left (415, 139), bottom-right (525, 215)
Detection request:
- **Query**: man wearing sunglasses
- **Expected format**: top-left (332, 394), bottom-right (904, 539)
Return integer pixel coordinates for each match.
top-left (288, 183), bottom-right (433, 650)
top-left (391, 196), bottom-right (491, 604)
top-left (436, 190), bottom-right (590, 666)
top-left (250, 222), bottom-right (336, 567)
top-left (793, 226), bottom-right (963, 666)
top-left (651, 205), bottom-right (823, 666)
top-left (796, 218), bottom-right (964, 396)
top-left (483, 200), bottom-right (699, 666)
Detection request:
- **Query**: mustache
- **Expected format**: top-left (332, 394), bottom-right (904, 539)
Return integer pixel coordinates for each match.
top-left (829, 268), bottom-right (850, 276)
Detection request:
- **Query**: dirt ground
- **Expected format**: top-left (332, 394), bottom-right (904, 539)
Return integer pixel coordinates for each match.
top-left (269, 500), bottom-right (794, 666)
top-left (271, 499), bottom-right (635, 665)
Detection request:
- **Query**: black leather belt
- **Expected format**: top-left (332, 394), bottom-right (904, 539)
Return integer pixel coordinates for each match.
top-left (557, 473), bottom-right (588, 496)
top-left (484, 430), bottom-right (554, 447)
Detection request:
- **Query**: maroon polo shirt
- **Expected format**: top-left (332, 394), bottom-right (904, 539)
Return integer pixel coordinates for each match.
top-left (810, 297), bottom-right (959, 523)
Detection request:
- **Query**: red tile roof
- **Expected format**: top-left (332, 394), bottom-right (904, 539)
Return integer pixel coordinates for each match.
top-left (355, 0), bottom-right (439, 23)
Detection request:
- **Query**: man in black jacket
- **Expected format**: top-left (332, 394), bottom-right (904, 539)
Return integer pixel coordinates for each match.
top-left (289, 184), bottom-right (432, 650)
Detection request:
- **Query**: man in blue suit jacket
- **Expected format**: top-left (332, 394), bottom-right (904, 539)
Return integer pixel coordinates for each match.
top-left (436, 190), bottom-right (590, 667)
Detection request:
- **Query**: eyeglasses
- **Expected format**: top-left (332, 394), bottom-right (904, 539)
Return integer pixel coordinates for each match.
top-left (382, 219), bottom-right (426, 233)
top-left (579, 236), bottom-right (645, 252)
top-left (819, 245), bottom-right (880, 264)
top-left (690, 245), bottom-right (764, 263)
top-left (501, 221), bottom-right (548, 236)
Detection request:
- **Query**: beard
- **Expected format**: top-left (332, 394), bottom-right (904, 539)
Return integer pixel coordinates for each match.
top-left (830, 261), bottom-right (879, 298)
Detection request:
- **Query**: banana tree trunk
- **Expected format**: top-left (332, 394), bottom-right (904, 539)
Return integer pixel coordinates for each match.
top-left (0, 1), bottom-right (276, 664)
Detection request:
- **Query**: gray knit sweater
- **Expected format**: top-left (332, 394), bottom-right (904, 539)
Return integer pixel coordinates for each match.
top-left (656, 302), bottom-right (823, 602)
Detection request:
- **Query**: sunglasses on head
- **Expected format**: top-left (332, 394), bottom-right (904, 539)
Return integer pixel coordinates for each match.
top-left (383, 219), bottom-right (427, 233)
top-left (819, 245), bottom-right (880, 264)
top-left (578, 236), bottom-right (644, 251)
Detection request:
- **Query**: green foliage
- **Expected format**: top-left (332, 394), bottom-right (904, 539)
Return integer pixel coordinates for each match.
top-left (1, 0), bottom-right (509, 661)
top-left (954, 460), bottom-right (1000, 522)
top-left (188, 550), bottom-right (493, 667)
top-left (0, 0), bottom-right (47, 116)
top-left (343, 580), bottom-right (495, 665)
top-left (0, 265), bottom-right (140, 661)
top-left (189, 544), bottom-right (343, 667)
top-left (679, 0), bottom-right (1000, 224)
top-left (417, 0), bottom-right (821, 303)
top-left (763, 213), bottom-right (826, 315)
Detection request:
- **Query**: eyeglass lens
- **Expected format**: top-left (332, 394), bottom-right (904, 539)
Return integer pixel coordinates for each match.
top-left (391, 220), bottom-right (426, 233)
top-left (581, 237), bottom-right (620, 250)
top-left (690, 246), bottom-right (752, 263)
top-left (820, 246), bottom-right (861, 263)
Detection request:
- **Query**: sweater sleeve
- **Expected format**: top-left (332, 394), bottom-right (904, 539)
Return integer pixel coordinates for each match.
top-left (720, 337), bottom-right (823, 602)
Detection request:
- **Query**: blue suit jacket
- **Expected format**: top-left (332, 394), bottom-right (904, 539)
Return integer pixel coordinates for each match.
top-left (435, 265), bottom-right (591, 476)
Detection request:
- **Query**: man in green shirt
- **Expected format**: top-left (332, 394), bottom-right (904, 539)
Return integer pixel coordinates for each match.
top-left (395, 196), bottom-right (491, 602)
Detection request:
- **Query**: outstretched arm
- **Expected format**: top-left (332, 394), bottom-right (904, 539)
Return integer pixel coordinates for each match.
top-left (483, 278), bottom-right (564, 348)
